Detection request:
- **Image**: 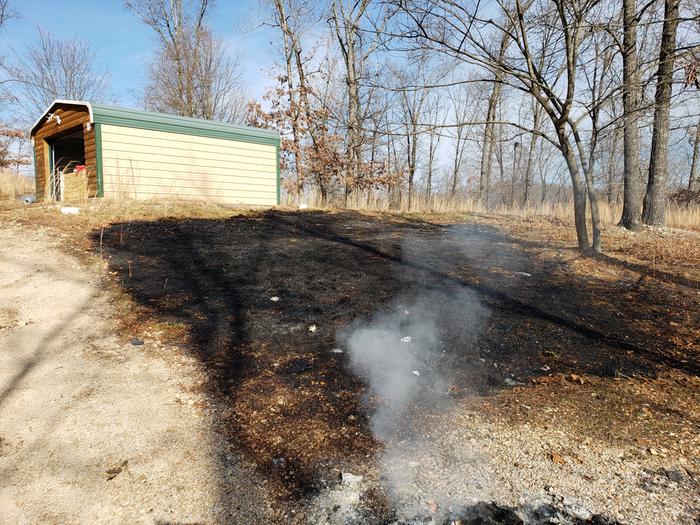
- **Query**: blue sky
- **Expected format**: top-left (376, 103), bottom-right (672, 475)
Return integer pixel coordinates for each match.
top-left (1, 0), bottom-right (279, 108)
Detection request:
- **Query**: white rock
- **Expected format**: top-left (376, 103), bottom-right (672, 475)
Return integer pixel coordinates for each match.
top-left (341, 472), bottom-right (363, 487)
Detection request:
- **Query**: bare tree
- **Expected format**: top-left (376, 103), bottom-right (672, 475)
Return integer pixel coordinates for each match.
top-left (330, 0), bottom-right (374, 204)
top-left (266, 0), bottom-right (335, 200)
top-left (642, 0), bottom-right (682, 226)
top-left (446, 81), bottom-right (481, 199)
top-left (391, 52), bottom-right (439, 209)
top-left (0, 0), bottom-right (14, 30)
top-left (125, 0), bottom-right (247, 123)
top-left (3, 27), bottom-right (111, 116)
top-left (0, 0), bottom-right (14, 109)
top-left (605, 125), bottom-right (622, 204)
top-left (425, 90), bottom-right (445, 203)
top-left (143, 29), bottom-right (247, 122)
top-left (617, 0), bottom-right (645, 230)
top-left (393, 0), bottom-right (605, 251)
top-left (479, 32), bottom-right (509, 205)
top-left (689, 120), bottom-right (700, 191)
top-left (269, 0), bottom-right (308, 196)
top-left (522, 99), bottom-right (544, 205)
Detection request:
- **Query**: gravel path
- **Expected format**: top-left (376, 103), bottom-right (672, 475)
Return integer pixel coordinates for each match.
top-left (0, 224), bottom-right (271, 524)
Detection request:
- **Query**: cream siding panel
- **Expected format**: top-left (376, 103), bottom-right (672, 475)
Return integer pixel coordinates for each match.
top-left (100, 124), bottom-right (277, 205)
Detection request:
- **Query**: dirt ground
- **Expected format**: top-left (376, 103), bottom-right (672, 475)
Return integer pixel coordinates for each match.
top-left (0, 223), bottom-right (273, 523)
top-left (0, 202), bottom-right (698, 524)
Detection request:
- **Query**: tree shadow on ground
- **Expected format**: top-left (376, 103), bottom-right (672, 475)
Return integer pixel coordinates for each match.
top-left (90, 209), bottom-right (699, 513)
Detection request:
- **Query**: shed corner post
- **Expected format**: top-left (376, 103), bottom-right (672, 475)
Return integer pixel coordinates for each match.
top-left (94, 122), bottom-right (104, 198)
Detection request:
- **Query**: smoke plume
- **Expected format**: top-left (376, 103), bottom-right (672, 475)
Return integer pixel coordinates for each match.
top-left (337, 226), bottom-right (500, 518)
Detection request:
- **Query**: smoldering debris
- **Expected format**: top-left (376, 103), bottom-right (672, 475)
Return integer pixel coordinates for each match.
top-left (333, 224), bottom-right (580, 522)
top-left (382, 498), bottom-right (621, 525)
top-left (336, 285), bottom-right (492, 520)
top-left (338, 286), bottom-right (486, 442)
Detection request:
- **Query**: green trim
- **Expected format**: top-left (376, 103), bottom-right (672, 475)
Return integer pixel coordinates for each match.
top-left (32, 145), bottom-right (38, 196)
top-left (276, 145), bottom-right (281, 205)
top-left (91, 104), bottom-right (280, 147)
top-left (94, 123), bottom-right (104, 197)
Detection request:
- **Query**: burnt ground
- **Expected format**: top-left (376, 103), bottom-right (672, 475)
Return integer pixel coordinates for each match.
top-left (84, 209), bottom-right (700, 523)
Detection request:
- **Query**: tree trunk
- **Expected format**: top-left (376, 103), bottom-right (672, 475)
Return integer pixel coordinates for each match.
top-left (479, 95), bottom-right (497, 203)
top-left (510, 142), bottom-right (520, 207)
top-left (522, 112), bottom-right (540, 206)
top-left (345, 48), bottom-right (360, 206)
top-left (574, 124), bottom-right (602, 253)
top-left (584, 170), bottom-right (602, 253)
top-left (689, 122), bottom-right (700, 191)
top-left (450, 127), bottom-right (463, 198)
top-left (427, 130), bottom-right (436, 203)
top-left (607, 126), bottom-right (620, 204)
top-left (273, 0), bottom-right (307, 196)
top-left (619, 0), bottom-right (644, 230)
top-left (407, 132), bottom-right (417, 210)
top-left (558, 128), bottom-right (591, 251)
top-left (331, 1), bottom-right (368, 208)
top-left (479, 34), bottom-right (508, 204)
top-left (643, 0), bottom-right (680, 226)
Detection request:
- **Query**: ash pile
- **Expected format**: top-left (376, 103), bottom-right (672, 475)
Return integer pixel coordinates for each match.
top-left (386, 499), bottom-right (620, 524)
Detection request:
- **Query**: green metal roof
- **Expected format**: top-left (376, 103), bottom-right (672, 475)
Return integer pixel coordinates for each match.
top-left (31, 100), bottom-right (280, 147)
top-left (91, 103), bottom-right (280, 146)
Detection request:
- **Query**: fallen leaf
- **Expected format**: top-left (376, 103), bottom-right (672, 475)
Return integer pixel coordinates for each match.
top-left (106, 459), bottom-right (128, 480)
top-left (567, 373), bottom-right (584, 385)
top-left (550, 451), bottom-right (566, 465)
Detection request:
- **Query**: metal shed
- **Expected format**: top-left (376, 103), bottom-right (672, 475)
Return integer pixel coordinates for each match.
top-left (30, 100), bottom-right (280, 205)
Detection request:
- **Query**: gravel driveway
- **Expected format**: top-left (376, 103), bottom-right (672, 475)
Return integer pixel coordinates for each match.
top-left (0, 224), bottom-right (271, 524)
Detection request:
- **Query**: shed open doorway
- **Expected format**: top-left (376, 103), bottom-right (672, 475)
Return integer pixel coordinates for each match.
top-left (48, 127), bottom-right (86, 201)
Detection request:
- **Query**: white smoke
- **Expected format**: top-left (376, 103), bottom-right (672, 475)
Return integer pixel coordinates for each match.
top-left (337, 226), bottom-right (504, 519)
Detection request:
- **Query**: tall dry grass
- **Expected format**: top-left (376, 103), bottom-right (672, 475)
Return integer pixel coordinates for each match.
top-left (0, 169), bottom-right (34, 200)
top-left (289, 190), bottom-right (700, 230)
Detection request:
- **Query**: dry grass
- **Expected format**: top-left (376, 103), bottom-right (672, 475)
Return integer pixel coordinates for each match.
top-left (2, 197), bottom-right (255, 222)
top-left (0, 169), bottom-right (34, 200)
top-left (291, 191), bottom-right (700, 231)
top-left (0, 198), bottom-right (263, 261)
top-left (286, 191), bottom-right (700, 287)
top-left (2, 195), bottom-right (697, 288)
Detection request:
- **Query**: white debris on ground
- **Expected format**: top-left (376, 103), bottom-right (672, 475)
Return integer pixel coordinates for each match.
top-left (400, 336), bottom-right (412, 343)
top-left (309, 324), bottom-right (318, 333)
top-left (308, 472), bottom-right (368, 525)
top-left (270, 296), bottom-right (280, 302)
